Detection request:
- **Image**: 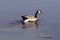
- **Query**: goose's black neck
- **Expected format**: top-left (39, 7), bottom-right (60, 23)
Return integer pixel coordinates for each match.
top-left (35, 13), bottom-right (38, 18)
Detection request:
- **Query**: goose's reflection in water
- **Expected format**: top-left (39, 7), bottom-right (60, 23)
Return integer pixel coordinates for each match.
top-left (7, 20), bottom-right (40, 29)
top-left (20, 20), bottom-right (39, 29)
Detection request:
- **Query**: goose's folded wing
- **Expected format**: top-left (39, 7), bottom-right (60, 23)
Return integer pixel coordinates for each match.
top-left (24, 15), bottom-right (35, 19)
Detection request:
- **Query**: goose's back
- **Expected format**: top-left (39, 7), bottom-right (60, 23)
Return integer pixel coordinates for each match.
top-left (24, 15), bottom-right (35, 19)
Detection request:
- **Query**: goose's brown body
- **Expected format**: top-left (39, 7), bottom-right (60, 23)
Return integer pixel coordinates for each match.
top-left (23, 15), bottom-right (35, 19)
top-left (21, 15), bottom-right (38, 22)
top-left (21, 10), bottom-right (42, 22)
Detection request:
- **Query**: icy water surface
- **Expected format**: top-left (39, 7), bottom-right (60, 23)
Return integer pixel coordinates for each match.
top-left (0, 0), bottom-right (60, 40)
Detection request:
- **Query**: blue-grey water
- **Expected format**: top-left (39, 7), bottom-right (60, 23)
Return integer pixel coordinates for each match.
top-left (0, 0), bottom-right (60, 40)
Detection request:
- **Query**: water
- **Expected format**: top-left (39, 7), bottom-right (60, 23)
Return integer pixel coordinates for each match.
top-left (0, 0), bottom-right (60, 40)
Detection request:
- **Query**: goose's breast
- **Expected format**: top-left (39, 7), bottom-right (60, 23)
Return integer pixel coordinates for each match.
top-left (30, 18), bottom-right (38, 21)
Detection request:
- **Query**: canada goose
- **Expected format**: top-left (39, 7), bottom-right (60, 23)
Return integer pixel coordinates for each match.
top-left (21, 10), bottom-right (42, 22)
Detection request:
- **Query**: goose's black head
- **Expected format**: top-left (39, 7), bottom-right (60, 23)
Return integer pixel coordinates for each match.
top-left (36, 10), bottom-right (43, 14)
top-left (35, 10), bottom-right (43, 18)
